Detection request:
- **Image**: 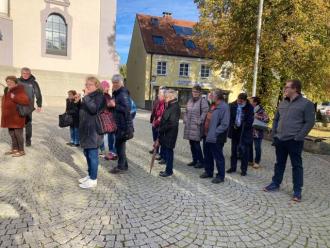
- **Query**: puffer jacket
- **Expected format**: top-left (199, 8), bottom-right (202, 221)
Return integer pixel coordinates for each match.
top-left (79, 90), bottom-right (105, 149)
top-left (183, 97), bottom-right (209, 141)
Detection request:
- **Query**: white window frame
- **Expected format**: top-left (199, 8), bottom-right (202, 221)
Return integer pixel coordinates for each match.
top-left (200, 65), bottom-right (211, 78)
top-left (179, 63), bottom-right (190, 77)
top-left (157, 61), bottom-right (167, 76)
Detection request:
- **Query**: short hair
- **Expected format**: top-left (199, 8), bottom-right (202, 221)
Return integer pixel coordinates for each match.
top-left (287, 79), bottom-right (302, 94)
top-left (192, 85), bottom-right (202, 92)
top-left (5, 76), bottom-right (18, 84)
top-left (68, 90), bottom-right (77, 95)
top-left (21, 67), bottom-right (31, 73)
top-left (238, 93), bottom-right (248, 101)
top-left (251, 96), bottom-right (261, 105)
top-left (86, 76), bottom-right (101, 88)
top-left (165, 89), bottom-right (178, 99)
top-left (213, 89), bottom-right (224, 101)
top-left (112, 74), bottom-right (124, 84)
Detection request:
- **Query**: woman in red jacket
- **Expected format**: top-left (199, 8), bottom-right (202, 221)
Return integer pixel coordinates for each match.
top-left (1, 76), bottom-right (29, 157)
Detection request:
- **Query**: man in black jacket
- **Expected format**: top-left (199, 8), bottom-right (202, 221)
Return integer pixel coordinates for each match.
top-left (110, 74), bottom-right (134, 174)
top-left (18, 67), bottom-right (43, 146)
top-left (156, 89), bottom-right (181, 177)
top-left (227, 93), bottom-right (254, 176)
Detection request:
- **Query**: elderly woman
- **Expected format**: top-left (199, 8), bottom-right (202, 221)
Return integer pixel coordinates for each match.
top-left (1, 76), bottom-right (29, 157)
top-left (157, 89), bottom-right (181, 177)
top-left (183, 85), bottom-right (209, 168)
top-left (78, 76), bottom-right (105, 189)
top-left (109, 74), bottom-right (134, 174)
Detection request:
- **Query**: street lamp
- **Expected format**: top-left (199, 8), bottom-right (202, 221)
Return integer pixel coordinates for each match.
top-left (150, 75), bottom-right (157, 110)
top-left (252, 0), bottom-right (264, 97)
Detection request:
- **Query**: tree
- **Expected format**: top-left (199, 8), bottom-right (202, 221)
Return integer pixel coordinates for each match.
top-left (194, 0), bottom-right (330, 116)
top-left (120, 64), bottom-right (127, 80)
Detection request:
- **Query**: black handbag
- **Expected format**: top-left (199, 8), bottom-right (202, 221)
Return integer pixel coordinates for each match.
top-left (59, 113), bottom-right (73, 128)
top-left (17, 104), bottom-right (35, 117)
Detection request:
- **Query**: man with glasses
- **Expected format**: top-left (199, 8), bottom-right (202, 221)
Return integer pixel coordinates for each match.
top-left (264, 80), bottom-right (315, 202)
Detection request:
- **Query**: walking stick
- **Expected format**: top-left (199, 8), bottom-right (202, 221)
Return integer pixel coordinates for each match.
top-left (149, 149), bottom-right (157, 174)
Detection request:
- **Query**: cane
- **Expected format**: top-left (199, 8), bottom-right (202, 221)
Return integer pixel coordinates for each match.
top-left (149, 142), bottom-right (159, 174)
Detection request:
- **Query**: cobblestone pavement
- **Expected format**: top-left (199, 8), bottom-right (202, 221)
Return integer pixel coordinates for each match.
top-left (0, 107), bottom-right (330, 248)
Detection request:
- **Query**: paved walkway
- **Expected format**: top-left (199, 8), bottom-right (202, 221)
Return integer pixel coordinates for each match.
top-left (0, 108), bottom-right (330, 248)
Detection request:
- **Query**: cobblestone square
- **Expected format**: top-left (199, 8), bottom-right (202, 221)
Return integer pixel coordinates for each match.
top-left (0, 108), bottom-right (329, 248)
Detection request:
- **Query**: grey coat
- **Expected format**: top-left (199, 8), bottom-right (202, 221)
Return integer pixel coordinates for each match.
top-left (183, 97), bottom-right (209, 141)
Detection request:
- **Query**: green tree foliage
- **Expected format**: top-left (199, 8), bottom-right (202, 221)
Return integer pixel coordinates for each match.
top-left (194, 0), bottom-right (330, 115)
top-left (120, 64), bottom-right (127, 80)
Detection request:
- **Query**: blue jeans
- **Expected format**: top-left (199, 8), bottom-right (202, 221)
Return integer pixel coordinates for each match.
top-left (249, 138), bottom-right (262, 164)
top-left (70, 127), bottom-right (80, 145)
top-left (83, 148), bottom-right (99, 180)
top-left (272, 139), bottom-right (304, 194)
top-left (189, 140), bottom-right (204, 163)
top-left (99, 133), bottom-right (116, 153)
top-left (163, 147), bottom-right (174, 175)
top-left (205, 142), bottom-right (225, 179)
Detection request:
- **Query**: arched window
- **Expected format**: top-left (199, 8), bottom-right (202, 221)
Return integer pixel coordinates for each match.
top-left (45, 14), bottom-right (67, 56)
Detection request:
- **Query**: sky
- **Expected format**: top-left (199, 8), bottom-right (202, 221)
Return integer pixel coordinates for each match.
top-left (116, 0), bottom-right (199, 65)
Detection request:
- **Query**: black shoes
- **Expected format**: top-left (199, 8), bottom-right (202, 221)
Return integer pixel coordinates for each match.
top-left (200, 172), bottom-right (213, 179)
top-left (109, 167), bottom-right (126, 174)
top-left (159, 159), bottom-right (166, 165)
top-left (187, 161), bottom-right (196, 167)
top-left (212, 177), bottom-right (224, 184)
top-left (159, 171), bottom-right (173, 177)
top-left (194, 162), bottom-right (204, 169)
top-left (26, 141), bottom-right (31, 147)
top-left (226, 168), bottom-right (236, 174)
top-left (241, 172), bottom-right (247, 176)
top-left (149, 149), bottom-right (154, 154)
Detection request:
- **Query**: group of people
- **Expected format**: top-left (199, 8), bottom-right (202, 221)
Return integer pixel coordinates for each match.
top-left (1, 70), bottom-right (316, 200)
top-left (64, 75), bottom-right (135, 189)
top-left (1, 68), bottom-right (42, 157)
top-left (150, 80), bottom-right (315, 202)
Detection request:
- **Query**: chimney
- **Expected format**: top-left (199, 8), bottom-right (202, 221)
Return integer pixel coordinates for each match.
top-left (162, 12), bottom-right (172, 19)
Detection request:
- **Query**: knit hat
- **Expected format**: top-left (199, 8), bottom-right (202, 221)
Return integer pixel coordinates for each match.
top-left (101, 80), bottom-right (110, 89)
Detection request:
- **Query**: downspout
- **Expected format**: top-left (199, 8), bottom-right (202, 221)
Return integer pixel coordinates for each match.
top-left (149, 53), bottom-right (154, 101)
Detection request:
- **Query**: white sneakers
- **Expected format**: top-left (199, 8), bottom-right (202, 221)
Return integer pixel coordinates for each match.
top-left (78, 176), bottom-right (97, 189)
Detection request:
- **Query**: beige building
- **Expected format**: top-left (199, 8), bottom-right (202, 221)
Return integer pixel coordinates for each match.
top-left (126, 13), bottom-right (243, 109)
top-left (0, 0), bottom-right (119, 106)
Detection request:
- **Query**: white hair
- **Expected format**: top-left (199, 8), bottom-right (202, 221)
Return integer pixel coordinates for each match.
top-left (165, 89), bottom-right (178, 99)
top-left (112, 74), bottom-right (124, 84)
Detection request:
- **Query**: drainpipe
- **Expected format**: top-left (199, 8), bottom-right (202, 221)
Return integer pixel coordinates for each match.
top-left (149, 53), bottom-right (154, 109)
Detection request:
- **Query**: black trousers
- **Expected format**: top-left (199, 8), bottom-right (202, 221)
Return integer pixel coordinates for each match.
top-left (230, 137), bottom-right (250, 173)
top-left (25, 114), bottom-right (32, 144)
top-left (115, 139), bottom-right (128, 170)
top-left (8, 128), bottom-right (24, 151)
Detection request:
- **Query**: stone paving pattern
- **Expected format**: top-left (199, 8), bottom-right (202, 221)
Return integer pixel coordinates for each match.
top-left (0, 108), bottom-right (330, 248)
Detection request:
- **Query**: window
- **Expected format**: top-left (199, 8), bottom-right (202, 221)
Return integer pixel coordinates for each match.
top-left (201, 65), bottom-right (211, 78)
top-left (152, 35), bottom-right (165, 45)
top-left (179, 63), bottom-right (190, 77)
top-left (46, 14), bottom-right (67, 56)
top-left (173, 25), bottom-right (193, 36)
top-left (151, 18), bottom-right (159, 27)
top-left (157, 61), bottom-right (167, 75)
top-left (184, 40), bottom-right (196, 49)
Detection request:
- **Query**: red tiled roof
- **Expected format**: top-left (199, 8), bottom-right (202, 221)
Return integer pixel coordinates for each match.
top-left (136, 14), bottom-right (209, 58)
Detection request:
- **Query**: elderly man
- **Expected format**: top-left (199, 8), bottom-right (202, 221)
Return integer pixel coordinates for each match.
top-left (156, 89), bottom-right (181, 177)
top-left (109, 74), bottom-right (134, 174)
top-left (264, 79), bottom-right (315, 202)
top-left (18, 67), bottom-right (43, 147)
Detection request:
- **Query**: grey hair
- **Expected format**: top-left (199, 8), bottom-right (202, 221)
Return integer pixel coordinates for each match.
top-left (165, 89), bottom-right (178, 99)
top-left (21, 67), bottom-right (31, 73)
top-left (112, 74), bottom-right (124, 84)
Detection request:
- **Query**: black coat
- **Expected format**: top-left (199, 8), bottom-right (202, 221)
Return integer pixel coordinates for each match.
top-left (228, 101), bottom-right (254, 145)
top-left (79, 91), bottom-right (105, 149)
top-left (113, 87), bottom-right (134, 141)
top-left (159, 99), bottom-right (181, 149)
top-left (18, 75), bottom-right (43, 108)
top-left (66, 99), bottom-right (80, 128)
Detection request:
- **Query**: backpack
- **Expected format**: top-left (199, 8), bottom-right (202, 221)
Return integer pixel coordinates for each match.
top-left (129, 97), bottom-right (137, 119)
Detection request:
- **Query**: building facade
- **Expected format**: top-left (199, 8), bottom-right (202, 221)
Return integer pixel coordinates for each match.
top-left (126, 13), bottom-right (243, 109)
top-left (0, 0), bottom-right (119, 106)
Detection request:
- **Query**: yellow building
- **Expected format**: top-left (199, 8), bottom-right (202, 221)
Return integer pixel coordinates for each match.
top-left (126, 13), bottom-right (243, 108)
top-left (0, 0), bottom-right (119, 106)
